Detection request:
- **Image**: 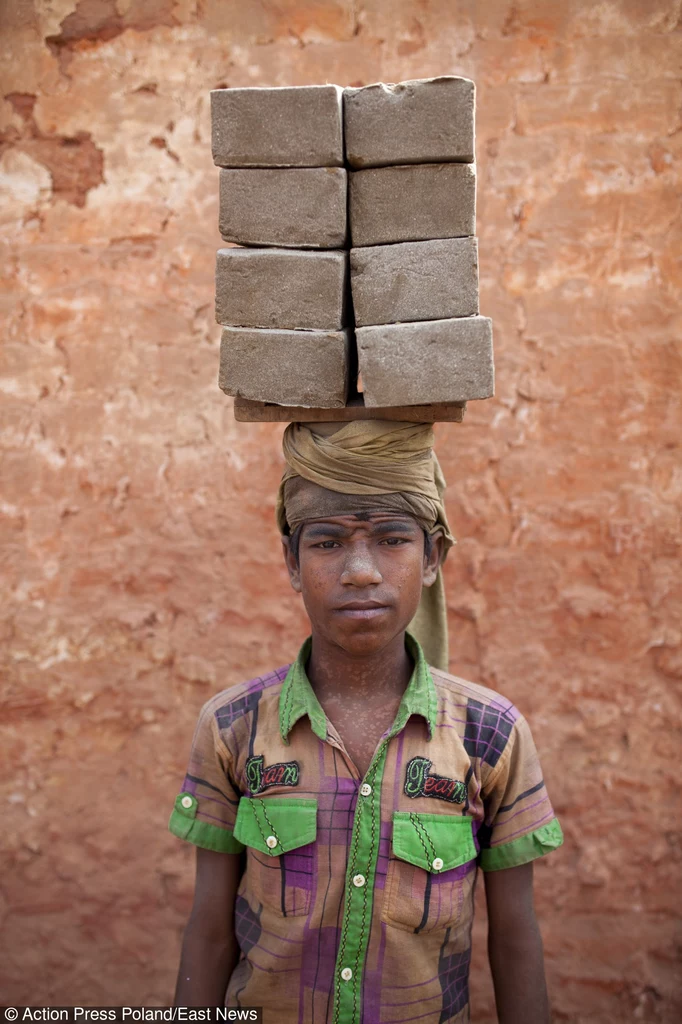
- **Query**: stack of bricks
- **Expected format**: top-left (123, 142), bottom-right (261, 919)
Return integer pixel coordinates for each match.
top-left (214, 85), bottom-right (351, 409)
top-left (213, 77), bottom-right (494, 413)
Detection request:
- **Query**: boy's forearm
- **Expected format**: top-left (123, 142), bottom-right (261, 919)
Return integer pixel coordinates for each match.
top-left (488, 921), bottom-right (550, 1024)
top-left (174, 922), bottom-right (240, 1007)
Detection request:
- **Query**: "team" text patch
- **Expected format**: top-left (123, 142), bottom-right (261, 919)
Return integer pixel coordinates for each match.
top-left (246, 754), bottom-right (300, 794)
top-left (404, 756), bottom-right (467, 804)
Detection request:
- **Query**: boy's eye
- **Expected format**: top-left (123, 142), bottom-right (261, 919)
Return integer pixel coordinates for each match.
top-left (310, 536), bottom-right (412, 549)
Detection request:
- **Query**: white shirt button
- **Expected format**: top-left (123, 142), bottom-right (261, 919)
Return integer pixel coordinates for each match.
top-left (360, 784), bottom-right (372, 797)
top-left (340, 967), bottom-right (353, 981)
top-left (266, 835), bottom-right (278, 849)
top-left (352, 874), bottom-right (366, 888)
top-left (432, 857), bottom-right (444, 871)
top-left (180, 795), bottom-right (193, 809)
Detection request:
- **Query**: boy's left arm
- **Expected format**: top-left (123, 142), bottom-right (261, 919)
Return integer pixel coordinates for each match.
top-left (485, 862), bottom-right (550, 1024)
top-left (477, 710), bottom-right (564, 1024)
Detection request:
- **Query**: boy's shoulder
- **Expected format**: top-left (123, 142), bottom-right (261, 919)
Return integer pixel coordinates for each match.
top-left (198, 663), bottom-right (292, 726)
top-left (429, 666), bottom-right (534, 774)
top-left (428, 664), bottom-right (523, 721)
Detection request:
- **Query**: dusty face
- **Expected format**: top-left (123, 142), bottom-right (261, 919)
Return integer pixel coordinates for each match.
top-left (283, 510), bottom-right (443, 658)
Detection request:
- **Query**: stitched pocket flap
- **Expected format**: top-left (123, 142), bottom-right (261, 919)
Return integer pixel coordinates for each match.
top-left (234, 797), bottom-right (317, 856)
top-left (392, 811), bottom-right (476, 873)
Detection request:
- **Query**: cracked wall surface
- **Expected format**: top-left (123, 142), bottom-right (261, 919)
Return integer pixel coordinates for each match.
top-left (1, 1), bottom-right (681, 1019)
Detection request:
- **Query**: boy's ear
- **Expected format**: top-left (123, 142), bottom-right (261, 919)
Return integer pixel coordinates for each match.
top-left (422, 531), bottom-right (445, 588)
top-left (282, 536), bottom-right (302, 593)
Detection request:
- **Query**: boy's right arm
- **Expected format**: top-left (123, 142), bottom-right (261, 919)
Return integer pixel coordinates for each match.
top-left (174, 847), bottom-right (244, 1007)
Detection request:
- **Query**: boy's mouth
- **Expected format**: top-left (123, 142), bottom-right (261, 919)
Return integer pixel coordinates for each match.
top-left (334, 600), bottom-right (391, 620)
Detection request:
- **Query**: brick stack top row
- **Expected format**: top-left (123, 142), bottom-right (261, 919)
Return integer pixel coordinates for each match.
top-left (212, 78), bottom-right (474, 169)
top-left (213, 78), bottom-right (475, 249)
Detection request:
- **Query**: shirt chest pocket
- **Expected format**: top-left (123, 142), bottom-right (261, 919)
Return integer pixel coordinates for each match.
top-left (382, 811), bottom-right (478, 934)
top-left (233, 797), bottom-right (318, 918)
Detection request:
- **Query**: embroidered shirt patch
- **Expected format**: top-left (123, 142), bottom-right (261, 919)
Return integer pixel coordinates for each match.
top-left (404, 756), bottom-right (467, 804)
top-left (246, 754), bottom-right (300, 794)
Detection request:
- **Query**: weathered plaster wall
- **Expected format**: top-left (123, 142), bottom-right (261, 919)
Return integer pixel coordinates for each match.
top-left (1, 1), bottom-right (680, 1019)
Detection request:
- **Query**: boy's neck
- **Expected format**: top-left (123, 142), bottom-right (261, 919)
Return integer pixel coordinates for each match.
top-left (306, 630), bottom-right (413, 708)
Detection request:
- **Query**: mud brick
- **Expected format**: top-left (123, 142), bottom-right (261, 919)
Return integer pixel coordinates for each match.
top-left (344, 77), bottom-right (475, 169)
top-left (219, 327), bottom-right (350, 408)
top-left (219, 167), bottom-right (347, 248)
top-left (211, 85), bottom-right (344, 168)
top-left (349, 163), bottom-right (475, 247)
top-left (216, 248), bottom-right (348, 331)
top-left (350, 237), bottom-right (479, 327)
top-left (356, 316), bottom-right (493, 407)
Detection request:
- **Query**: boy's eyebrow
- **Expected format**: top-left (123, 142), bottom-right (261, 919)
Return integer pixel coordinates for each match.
top-left (370, 519), bottom-right (420, 535)
top-left (302, 518), bottom-right (419, 541)
top-left (302, 523), bottom-right (348, 540)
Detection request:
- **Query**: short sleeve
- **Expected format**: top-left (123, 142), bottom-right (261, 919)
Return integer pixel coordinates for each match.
top-left (168, 699), bottom-right (245, 854)
top-left (478, 713), bottom-right (563, 872)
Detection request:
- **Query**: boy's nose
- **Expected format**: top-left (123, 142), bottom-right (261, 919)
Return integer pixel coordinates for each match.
top-left (340, 547), bottom-right (383, 587)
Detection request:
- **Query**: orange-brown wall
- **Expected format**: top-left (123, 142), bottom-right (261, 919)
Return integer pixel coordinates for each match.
top-left (1, 2), bottom-right (680, 1019)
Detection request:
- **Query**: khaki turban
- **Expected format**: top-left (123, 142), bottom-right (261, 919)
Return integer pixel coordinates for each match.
top-left (276, 421), bottom-right (455, 670)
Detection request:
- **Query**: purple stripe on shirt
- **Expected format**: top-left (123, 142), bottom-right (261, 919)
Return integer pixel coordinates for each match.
top-left (495, 793), bottom-right (548, 828)
top-left (382, 1006), bottom-right (454, 1024)
top-left (388, 974), bottom-right (441, 990)
top-left (491, 810), bottom-right (554, 845)
top-left (248, 956), bottom-right (300, 975)
top-left (197, 809), bottom-right (231, 827)
top-left (259, 924), bottom-right (305, 946)
top-left (431, 860), bottom-right (476, 884)
top-left (193, 792), bottom-right (233, 810)
top-left (439, 709), bottom-right (468, 725)
top-left (382, 991), bottom-right (442, 1009)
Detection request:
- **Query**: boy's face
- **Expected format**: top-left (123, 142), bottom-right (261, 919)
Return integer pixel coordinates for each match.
top-left (283, 509), bottom-right (443, 657)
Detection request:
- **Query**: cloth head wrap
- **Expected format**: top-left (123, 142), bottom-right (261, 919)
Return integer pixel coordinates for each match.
top-left (275, 421), bottom-right (454, 670)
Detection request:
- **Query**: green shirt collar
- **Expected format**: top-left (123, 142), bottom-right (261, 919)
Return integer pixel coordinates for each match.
top-left (279, 632), bottom-right (437, 745)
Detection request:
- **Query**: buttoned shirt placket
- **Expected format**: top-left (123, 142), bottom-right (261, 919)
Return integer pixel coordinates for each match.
top-left (279, 636), bottom-right (437, 1024)
top-left (330, 733), bottom-right (388, 1024)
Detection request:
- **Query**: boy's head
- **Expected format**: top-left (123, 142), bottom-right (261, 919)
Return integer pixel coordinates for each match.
top-left (276, 421), bottom-right (454, 667)
top-left (282, 480), bottom-right (444, 659)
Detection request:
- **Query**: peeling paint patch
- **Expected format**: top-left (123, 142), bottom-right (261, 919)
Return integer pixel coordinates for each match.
top-left (20, 131), bottom-right (105, 207)
top-left (1, 97), bottom-right (105, 207)
top-left (45, 0), bottom-right (179, 62)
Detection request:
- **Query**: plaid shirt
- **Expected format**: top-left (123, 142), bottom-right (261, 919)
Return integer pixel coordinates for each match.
top-left (169, 635), bottom-right (563, 1024)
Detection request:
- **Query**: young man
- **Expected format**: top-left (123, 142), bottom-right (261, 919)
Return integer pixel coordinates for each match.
top-left (170, 421), bottom-right (563, 1023)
